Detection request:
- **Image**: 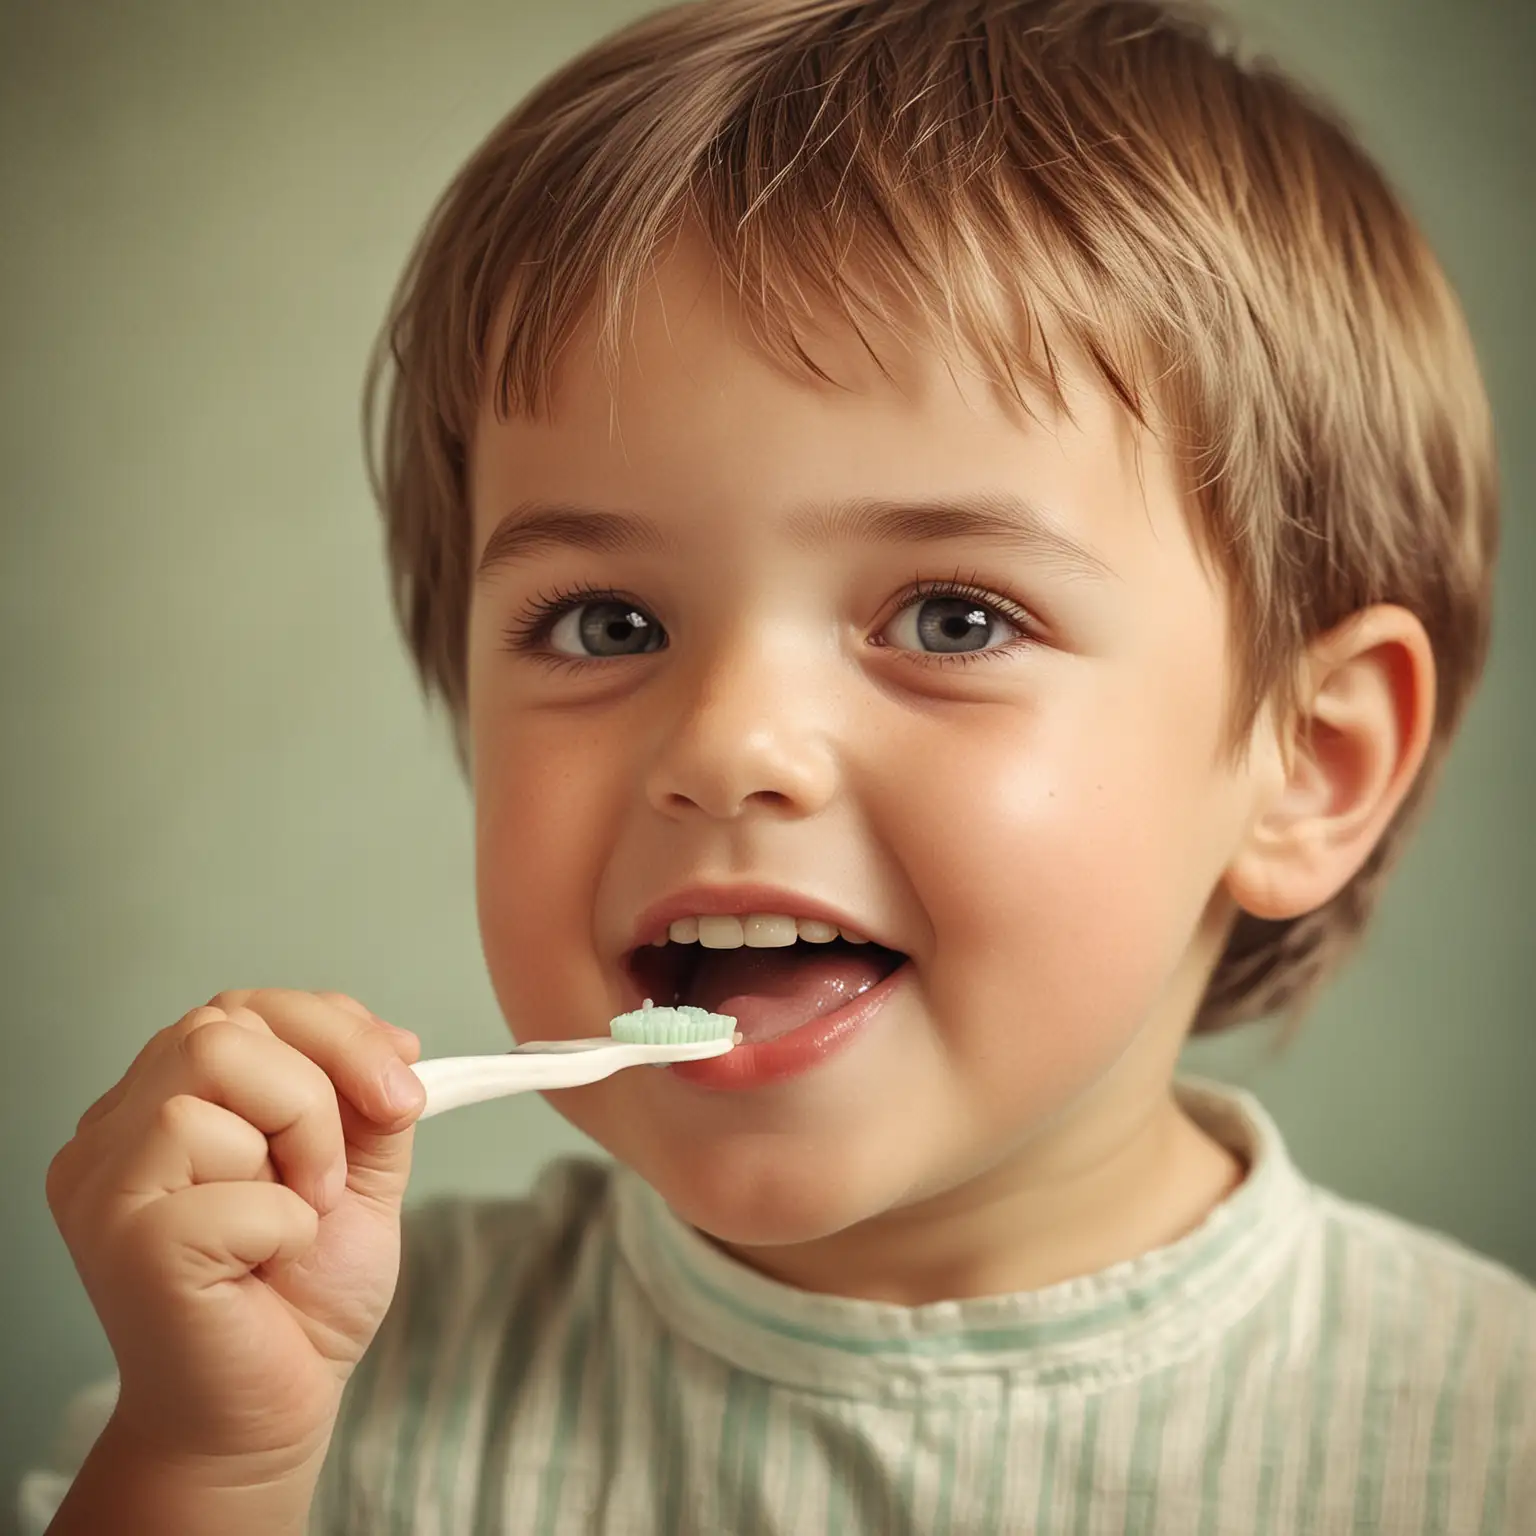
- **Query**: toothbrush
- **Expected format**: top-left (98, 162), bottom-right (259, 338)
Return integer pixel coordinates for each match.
top-left (407, 1001), bottom-right (741, 1120)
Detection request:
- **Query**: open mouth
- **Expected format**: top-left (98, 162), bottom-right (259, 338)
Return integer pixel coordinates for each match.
top-left (624, 935), bottom-right (908, 1045)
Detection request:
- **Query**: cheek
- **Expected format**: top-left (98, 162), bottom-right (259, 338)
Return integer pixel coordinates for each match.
top-left (877, 684), bottom-right (1224, 1072)
top-left (473, 728), bottom-right (620, 1027)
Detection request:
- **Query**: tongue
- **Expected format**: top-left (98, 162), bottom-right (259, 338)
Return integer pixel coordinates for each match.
top-left (685, 945), bottom-right (894, 1044)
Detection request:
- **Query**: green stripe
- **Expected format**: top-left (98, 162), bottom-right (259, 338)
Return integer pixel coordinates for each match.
top-left (873, 1401), bottom-right (916, 1536)
top-left (385, 1201), bottom-right (448, 1529)
top-left (533, 1243), bottom-right (598, 1535)
top-left (715, 1366), bottom-right (748, 1527)
top-left (1124, 1368), bottom-right (1170, 1535)
top-left (817, 1403), bottom-right (892, 1534)
top-left (1351, 1244), bottom-right (1406, 1532)
top-left (729, 1371), bottom-right (774, 1534)
top-left (823, 1412), bottom-right (845, 1536)
top-left (976, 1379), bottom-right (1012, 1533)
top-left (1031, 1397), bottom-right (1060, 1532)
top-left (475, 1193), bottom-right (593, 1536)
top-left (1422, 1283), bottom-right (1475, 1535)
top-left (589, 1243), bottom-right (624, 1529)
top-left (650, 1330), bottom-right (684, 1534)
top-left (1252, 1246), bottom-right (1305, 1535)
top-left (894, 1400), bottom-right (924, 1530)
top-left (1477, 1305), bottom-right (1530, 1536)
top-left (780, 1390), bottom-right (810, 1532)
top-left (419, 1206), bottom-right (532, 1524)
top-left (644, 1186), bottom-right (1261, 1363)
top-left (1295, 1220), bottom-right (1348, 1534)
top-left (1196, 1289), bottom-right (1258, 1536)
top-left (416, 1213), bottom-right (483, 1523)
top-left (1069, 1391), bottom-right (1102, 1535)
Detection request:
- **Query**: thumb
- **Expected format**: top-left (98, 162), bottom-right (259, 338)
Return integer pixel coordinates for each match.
top-left (337, 1098), bottom-right (419, 1208)
top-left (337, 1033), bottom-right (424, 1207)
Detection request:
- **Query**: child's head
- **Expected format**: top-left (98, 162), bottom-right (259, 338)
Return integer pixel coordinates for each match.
top-left (364, 0), bottom-right (1496, 1252)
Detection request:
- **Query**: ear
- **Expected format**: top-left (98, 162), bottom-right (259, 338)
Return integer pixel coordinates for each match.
top-left (1224, 605), bottom-right (1437, 922)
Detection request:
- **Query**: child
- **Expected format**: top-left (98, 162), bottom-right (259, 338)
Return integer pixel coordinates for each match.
top-left (25, 0), bottom-right (1533, 1531)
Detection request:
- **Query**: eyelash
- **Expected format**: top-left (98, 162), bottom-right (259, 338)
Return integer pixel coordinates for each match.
top-left (498, 573), bottom-right (1040, 672)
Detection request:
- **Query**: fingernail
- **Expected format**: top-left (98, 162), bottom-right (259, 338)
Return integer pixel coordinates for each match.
top-left (384, 1057), bottom-right (426, 1115)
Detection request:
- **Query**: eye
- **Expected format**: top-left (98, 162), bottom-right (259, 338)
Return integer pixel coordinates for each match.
top-left (501, 583), bottom-right (666, 663)
top-left (879, 579), bottom-right (1031, 662)
top-left (547, 599), bottom-right (664, 658)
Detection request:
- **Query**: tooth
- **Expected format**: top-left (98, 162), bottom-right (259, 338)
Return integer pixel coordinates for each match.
top-left (657, 912), bottom-right (872, 947)
top-left (744, 913), bottom-right (797, 947)
top-left (697, 915), bottom-right (745, 948)
top-left (796, 919), bottom-right (839, 943)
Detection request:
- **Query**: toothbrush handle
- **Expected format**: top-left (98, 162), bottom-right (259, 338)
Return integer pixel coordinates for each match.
top-left (408, 1038), bottom-right (733, 1119)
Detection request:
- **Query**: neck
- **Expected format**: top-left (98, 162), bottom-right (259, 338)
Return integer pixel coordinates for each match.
top-left (712, 1090), bottom-right (1246, 1306)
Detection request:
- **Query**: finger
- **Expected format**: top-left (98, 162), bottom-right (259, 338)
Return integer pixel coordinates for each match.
top-left (205, 987), bottom-right (269, 1015)
top-left (122, 1180), bottom-right (321, 1290)
top-left (241, 989), bottom-right (426, 1128)
top-left (75, 1002), bottom-right (272, 1135)
top-left (75, 1075), bottom-right (133, 1135)
top-left (125, 1018), bottom-right (347, 1219)
top-left (112, 1094), bottom-right (287, 1208)
top-left (303, 995), bottom-right (425, 1197)
top-left (315, 991), bottom-right (421, 1062)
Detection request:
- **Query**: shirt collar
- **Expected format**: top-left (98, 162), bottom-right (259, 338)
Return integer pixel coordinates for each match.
top-left (613, 1074), bottom-right (1313, 1399)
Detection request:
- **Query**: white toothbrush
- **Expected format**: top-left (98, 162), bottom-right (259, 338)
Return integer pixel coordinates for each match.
top-left (407, 1001), bottom-right (740, 1120)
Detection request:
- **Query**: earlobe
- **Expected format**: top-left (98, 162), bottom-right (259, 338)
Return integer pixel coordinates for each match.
top-left (1224, 606), bottom-right (1436, 923)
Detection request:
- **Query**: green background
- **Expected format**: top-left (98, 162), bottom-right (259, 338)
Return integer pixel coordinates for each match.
top-left (2, 0), bottom-right (1530, 1520)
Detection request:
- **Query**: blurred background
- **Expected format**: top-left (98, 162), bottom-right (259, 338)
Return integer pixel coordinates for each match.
top-left (2, 0), bottom-right (1531, 1522)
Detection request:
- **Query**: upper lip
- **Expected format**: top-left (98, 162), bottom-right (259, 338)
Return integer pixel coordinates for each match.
top-left (624, 883), bottom-right (896, 954)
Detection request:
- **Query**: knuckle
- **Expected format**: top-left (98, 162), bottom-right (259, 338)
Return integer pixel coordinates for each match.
top-left (242, 985), bottom-right (294, 1015)
top-left (349, 1018), bottom-right (391, 1058)
top-left (177, 1017), bottom-right (235, 1073)
top-left (317, 991), bottom-right (374, 1023)
top-left (154, 1092), bottom-right (205, 1137)
top-left (213, 988), bottom-right (298, 1036)
top-left (166, 1007), bottom-right (222, 1046)
top-left (205, 988), bottom-right (257, 1012)
top-left (302, 1063), bottom-right (343, 1119)
top-left (220, 1003), bottom-right (272, 1035)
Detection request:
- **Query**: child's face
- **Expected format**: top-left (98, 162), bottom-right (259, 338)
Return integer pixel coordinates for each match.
top-left (465, 238), bottom-right (1267, 1251)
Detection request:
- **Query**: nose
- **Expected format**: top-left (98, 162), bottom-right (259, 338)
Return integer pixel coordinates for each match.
top-left (643, 630), bottom-right (840, 821)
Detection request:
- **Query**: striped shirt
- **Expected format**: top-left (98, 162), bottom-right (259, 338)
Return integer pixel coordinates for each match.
top-left (19, 1076), bottom-right (1536, 1534)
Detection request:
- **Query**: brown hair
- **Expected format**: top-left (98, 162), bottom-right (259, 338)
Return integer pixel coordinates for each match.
top-left (362, 0), bottom-right (1498, 1039)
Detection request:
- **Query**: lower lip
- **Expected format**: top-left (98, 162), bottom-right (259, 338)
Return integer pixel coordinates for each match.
top-left (663, 959), bottom-right (910, 1091)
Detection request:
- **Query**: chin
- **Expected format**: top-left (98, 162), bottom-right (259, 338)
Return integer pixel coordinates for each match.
top-left (625, 1125), bottom-right (910, 1250)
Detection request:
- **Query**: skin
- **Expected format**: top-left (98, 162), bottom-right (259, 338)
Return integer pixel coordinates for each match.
top-left (464, 234), bottom-right (1435, 1306)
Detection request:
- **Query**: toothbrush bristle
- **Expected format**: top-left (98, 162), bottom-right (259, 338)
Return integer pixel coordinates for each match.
top-left (609, 998), bottom-right (738, 1045)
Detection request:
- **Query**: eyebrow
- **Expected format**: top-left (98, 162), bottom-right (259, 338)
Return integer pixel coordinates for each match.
top-left (473, 492), bottom-right (1115, 585)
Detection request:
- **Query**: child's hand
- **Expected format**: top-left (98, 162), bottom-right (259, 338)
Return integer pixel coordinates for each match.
top-left (44, 988), bottom-right (428, 1477)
